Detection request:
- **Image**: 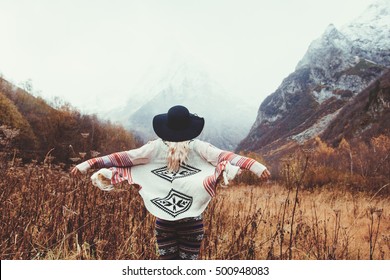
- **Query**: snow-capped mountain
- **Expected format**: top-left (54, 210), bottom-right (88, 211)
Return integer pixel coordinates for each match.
top-left (341, 0), bottom-right (390, 66)
top-left (237, 0), bottom-right (390, 154)
top-left (113, 52), bottom-right (257, 150)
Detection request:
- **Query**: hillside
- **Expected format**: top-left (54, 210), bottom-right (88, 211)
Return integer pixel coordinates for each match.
top-left (0, 77), bottom-right (139, 163)
top-left (0, 91), bottom-right (37, 151)
top-left (321, 69), bottom-right (390, 145)
top-left (237, 0), bottom-right (390, 157)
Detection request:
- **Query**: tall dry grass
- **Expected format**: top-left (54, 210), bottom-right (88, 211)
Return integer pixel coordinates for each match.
top-left (0, 162), bottom-right (388, 260)
top-left (203, 183), bottom-right (389, 260)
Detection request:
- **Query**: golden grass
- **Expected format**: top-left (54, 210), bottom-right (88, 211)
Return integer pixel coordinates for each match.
top-left (0, 164), bottom-right (388, 260)
top-left (203, 184), bottom-right (389, 260)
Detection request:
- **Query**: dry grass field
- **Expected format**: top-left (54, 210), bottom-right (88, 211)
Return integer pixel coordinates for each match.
top-left (0, 162), bottom-right (388, 260)
top-left (203, 184), bottom-right (389, 260)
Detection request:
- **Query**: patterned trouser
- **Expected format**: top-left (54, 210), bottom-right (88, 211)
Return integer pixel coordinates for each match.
top-left (155, 215), bottom-right (204, 260)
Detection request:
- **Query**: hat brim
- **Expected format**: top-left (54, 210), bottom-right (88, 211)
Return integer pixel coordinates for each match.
top-left (153, 114), bottom-right (205, 142)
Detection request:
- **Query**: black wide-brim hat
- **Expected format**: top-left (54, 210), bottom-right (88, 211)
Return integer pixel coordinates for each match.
top-left (153, 105), bottom-right (205, 142)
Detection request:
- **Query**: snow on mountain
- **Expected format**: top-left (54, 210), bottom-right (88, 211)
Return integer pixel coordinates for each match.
top-left (109, 52), bottom-right (201, 123)
top-left (237, 0), bottom-right (390, 154)
top-left (341, 0), bottom-right (390, 66)
top-left (116, 51), bottom-right (256, 150)
top-left (296, 24), bottom-right (354, 74)
top-left (298, 0), bottom-right (390, 70)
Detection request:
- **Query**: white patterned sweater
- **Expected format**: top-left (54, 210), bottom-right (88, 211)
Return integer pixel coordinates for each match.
top-left (76, 139), bottom-right (267, 221)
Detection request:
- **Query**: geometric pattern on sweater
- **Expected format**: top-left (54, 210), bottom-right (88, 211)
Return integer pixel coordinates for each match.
top-left (77, 139), bottom-right (267, 220)
top-left (151, 164), bottom-right (201, 183)
top-left (151, 189), bottom-right (193, 218)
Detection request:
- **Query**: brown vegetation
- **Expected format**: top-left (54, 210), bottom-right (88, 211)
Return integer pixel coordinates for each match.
top-left (0, 76), bottom-right (388, 260)
top-left (263, 135), bottom-right (390, 198)
top-left (0, 146), bottom-right (388, 260)
top-left (0, 77), bottom-right (140, 163)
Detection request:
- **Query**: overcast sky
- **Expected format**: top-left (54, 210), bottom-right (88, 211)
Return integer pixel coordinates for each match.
top-left (0, 0), bottom-right (374, 114)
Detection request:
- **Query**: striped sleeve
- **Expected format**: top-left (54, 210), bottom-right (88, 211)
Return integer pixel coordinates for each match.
top-left (110, 167), bottom-right (134, 185)
top-left (218, 151), bottom-right (266, 176)
top-left (85, 151), bottom-right (134, 169)
top-left (76, 140), bottom-right (155, 173)
top-left (194, 140), bottom-right (267, 177)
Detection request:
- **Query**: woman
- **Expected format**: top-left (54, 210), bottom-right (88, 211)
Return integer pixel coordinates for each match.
top-left (71, 105), bottom-right (271, 260)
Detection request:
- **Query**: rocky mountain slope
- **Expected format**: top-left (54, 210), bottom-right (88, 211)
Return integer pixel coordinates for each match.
top-left (321, 69), bottom-right (390, 145)
top-left (237, 0), bottom-right (390, 155)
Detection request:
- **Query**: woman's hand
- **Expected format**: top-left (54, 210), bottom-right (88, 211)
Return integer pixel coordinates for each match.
top-left (260, 169), bottom-right (271, 181)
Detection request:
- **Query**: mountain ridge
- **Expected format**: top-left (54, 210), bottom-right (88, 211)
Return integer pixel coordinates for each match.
top-left (237, 0), bottom-right (390, 156)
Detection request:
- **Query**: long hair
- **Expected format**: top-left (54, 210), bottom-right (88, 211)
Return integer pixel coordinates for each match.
top-left (166, 141), bottom-right (191, 173)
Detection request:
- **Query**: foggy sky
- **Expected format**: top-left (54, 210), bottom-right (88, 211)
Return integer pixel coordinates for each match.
top-left (0, 0), bottom-right (374, 114)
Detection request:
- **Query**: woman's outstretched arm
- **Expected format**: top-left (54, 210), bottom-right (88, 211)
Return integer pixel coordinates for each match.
top-left (71, 140), bottom-right (156, 175)
top-left (194, 140), bottom-right (271, 180)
